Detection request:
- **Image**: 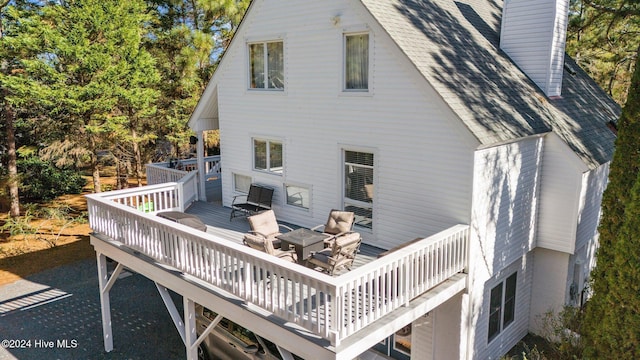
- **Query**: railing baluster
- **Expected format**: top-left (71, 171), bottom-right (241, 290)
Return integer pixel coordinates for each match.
top-left (87, 186), bottom-right (468, 347)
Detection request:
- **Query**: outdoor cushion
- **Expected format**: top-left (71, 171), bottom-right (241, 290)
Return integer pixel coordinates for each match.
top-left (243, 234), bottom-right (266, 251)
top-left (333, 232), bottom-right (361, 247)
top-left (247, 210), bottom-right (280, 236)
top-left (323, 210), bottom-right (355, 235)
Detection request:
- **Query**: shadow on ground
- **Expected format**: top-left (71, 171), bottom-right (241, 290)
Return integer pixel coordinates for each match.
top-left (0, 259), bottom-right (185, 360)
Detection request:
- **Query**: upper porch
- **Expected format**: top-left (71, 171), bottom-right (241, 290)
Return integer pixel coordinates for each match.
top-left (87, 162), bottom-right (469, 360)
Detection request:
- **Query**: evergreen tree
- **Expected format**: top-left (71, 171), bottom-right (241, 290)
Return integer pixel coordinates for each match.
top-left (583, 45), bottom-right (640, 358)
top-left (567, 0), bottom-right (639, 105)
top-left (38, 0), bottom-right (160, 193)
top-left (146, 0), bottom-right (248, 159)
top-left (0, 1), bottom-right (56, 215)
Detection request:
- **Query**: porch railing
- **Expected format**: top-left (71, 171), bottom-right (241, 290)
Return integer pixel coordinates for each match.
top-left (146, 155), bottom-right (221, 185)
top-left (87, 184), bottom-right (468, 346)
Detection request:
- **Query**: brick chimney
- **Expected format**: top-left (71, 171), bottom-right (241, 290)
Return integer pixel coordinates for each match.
top-left (500, 0), bottom-right (569, 98)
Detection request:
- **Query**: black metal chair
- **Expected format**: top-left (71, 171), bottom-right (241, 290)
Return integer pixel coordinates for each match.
top-left (230, 184), bottom-right (274, 221)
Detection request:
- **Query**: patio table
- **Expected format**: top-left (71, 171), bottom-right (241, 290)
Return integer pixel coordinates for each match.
top-left (276, 228), bottom-right (328, 264)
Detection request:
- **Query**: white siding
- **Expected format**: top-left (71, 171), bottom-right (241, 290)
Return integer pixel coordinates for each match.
top-left (568, 243), bottom-right (593, 306)
top-left (575, 163), bottom-right (609, 254)
top-left (467, 137), bottom-right (542, 359)
top-left (566, 162), bottom-right (609, 305)
top-left (537, 133), bottom-right (585, 253)
top-left (529, 165), bottom-right (608, 336)
top-left (500, 0), bottom-right (568, 97)
top-left (433, 294), bottom-right (463, 360)
top-left (216, 0), bottom-right (478, 248)
top-left (528, 248), bottom-right (570, 335)
top-left (470, 137), bottom-right (543, 276)
top-left (412, 312), bottom-right (434, 360)
top-left (467, 256), bottom-right (533, 360)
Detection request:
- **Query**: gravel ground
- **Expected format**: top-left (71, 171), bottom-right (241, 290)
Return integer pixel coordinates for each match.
top-left (0, 258), bottom-right (185, 360)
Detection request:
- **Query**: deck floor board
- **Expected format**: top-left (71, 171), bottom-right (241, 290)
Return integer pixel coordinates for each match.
top-left (184, 201), bottom-right (384, 274)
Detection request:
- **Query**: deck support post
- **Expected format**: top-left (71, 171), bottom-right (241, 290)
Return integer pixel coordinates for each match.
top-left (276, 345), bottom-right (296, 360)
top-left (156, 283), bottom-right (186, 343)
top-left (184, 297), bottom-right (197, 360)
top-left (97, 253), bottom-right (123, 352)
top-left (156, 283), bottom-right (218, 358)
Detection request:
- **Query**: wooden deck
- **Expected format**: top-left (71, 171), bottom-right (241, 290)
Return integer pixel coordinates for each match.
top-left (88, 182), bottom-right (469, 357)
top-left (185, 200), bottom-right (386, 274)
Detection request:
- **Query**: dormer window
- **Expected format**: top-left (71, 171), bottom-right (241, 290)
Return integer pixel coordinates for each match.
top-left (249, 41), bottom-right (284, 90)
top-left (344, 33), bottom-right (369, 91)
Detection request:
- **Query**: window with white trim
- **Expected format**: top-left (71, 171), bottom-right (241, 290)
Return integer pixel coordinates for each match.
top-left (233, 173), bottom-right (252, 193)
top-left (343, 150), bottom-right (374, 229)
top-left (285, 184), bottom-right (310, 209)
top-left (488, 272), bottom-right (517, 342)
top-left (344, 33), bottom-right (369, 91)
top-left (253, 138), bottom-right (283, 174)
top-left (249, 41), bottom-right (284, 89)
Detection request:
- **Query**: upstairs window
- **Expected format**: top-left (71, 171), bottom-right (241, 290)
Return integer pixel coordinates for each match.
top-left (253, 138), bottom-right (283, 174)
top-left (249, 41), bottom-right (284, 90)
top-left (344, 33), bottom-right (369, 91)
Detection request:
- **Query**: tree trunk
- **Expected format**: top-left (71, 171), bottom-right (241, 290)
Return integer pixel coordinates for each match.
top-left (89, 136), bottom-right (101, 193)
top-left (92, 163), bottom-right (101, 193)
top-left (5, 96), bottom-right (20, 217)
top-left (131, 128), bottom-right (143, 187)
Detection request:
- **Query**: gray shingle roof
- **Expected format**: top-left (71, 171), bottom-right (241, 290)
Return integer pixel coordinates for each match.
top-left (360, 0), bottom-right (619, 168)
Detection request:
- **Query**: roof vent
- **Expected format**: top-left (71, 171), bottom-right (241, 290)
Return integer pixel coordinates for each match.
top-left (564, 62), bottom-right (577, 76)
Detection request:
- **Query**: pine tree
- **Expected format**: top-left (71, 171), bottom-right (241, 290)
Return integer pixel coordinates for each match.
top-left (38, 0), bottom-right (160, 193)
top-left (566, 0), bottom-right (639, 105)
top-left (583, 45), bottom-right (640, 358)
top-left (0, 1), bottom-right (56, 215)
top-left (146, 0), bottom-right (249, 158)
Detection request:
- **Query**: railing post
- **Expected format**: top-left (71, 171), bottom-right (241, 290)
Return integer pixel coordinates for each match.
top-left (196, 131), bottom-right (206, 202)
top-left (193, 170), bottom-right (200, 203)
top-left (177, 182), bottom-right (185, 212)
top-left (88, 190), bottom-right (470, 345)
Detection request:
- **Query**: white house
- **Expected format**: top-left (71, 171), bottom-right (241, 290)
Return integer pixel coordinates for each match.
top-left (187, 0), bottom-right (618, 358)
top-left (88, 0), bottom-right (619, 359)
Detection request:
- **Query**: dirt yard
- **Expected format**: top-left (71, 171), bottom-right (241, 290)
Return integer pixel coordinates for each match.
top-left (0, 176), bottom-right (144, 286)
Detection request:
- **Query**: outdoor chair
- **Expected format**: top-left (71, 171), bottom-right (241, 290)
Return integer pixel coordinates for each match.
top-left (245, 210), bottom-right (293, 249)
top-left (243, 227), bottom-right (297, 263)
top-left (230, 184), bottom-right (274, 221)
top-left (311, 209), bottom-right (356, 247)
top-left (307, 232), bottom-right (361, 276)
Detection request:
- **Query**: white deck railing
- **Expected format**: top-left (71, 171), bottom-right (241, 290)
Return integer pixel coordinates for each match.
top-left (87, 184), bottom-right (468, 346)
top-left (146, 155), bottom-right (221, 185)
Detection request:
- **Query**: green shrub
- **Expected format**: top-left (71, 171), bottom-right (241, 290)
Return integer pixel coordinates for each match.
top-left (17, 157), bottom-right (87, 201)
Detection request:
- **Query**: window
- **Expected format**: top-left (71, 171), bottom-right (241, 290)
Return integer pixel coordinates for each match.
top-left (488, 272), bottom-right (517, 342)
top-left (285, 184), bottom-right (310, 209)
top-left (393, 326), bottom-right (411, 357)
top-left (249, 41), bottom-right (284, 89)
top-left (344, 33), bottom-right (369, 91)
top-left (233, 173), bottom-right (252, 193)
top-left (343, 150), bottom-right (374, 229)
top-left (253, 139), bottom-right (283, 174)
